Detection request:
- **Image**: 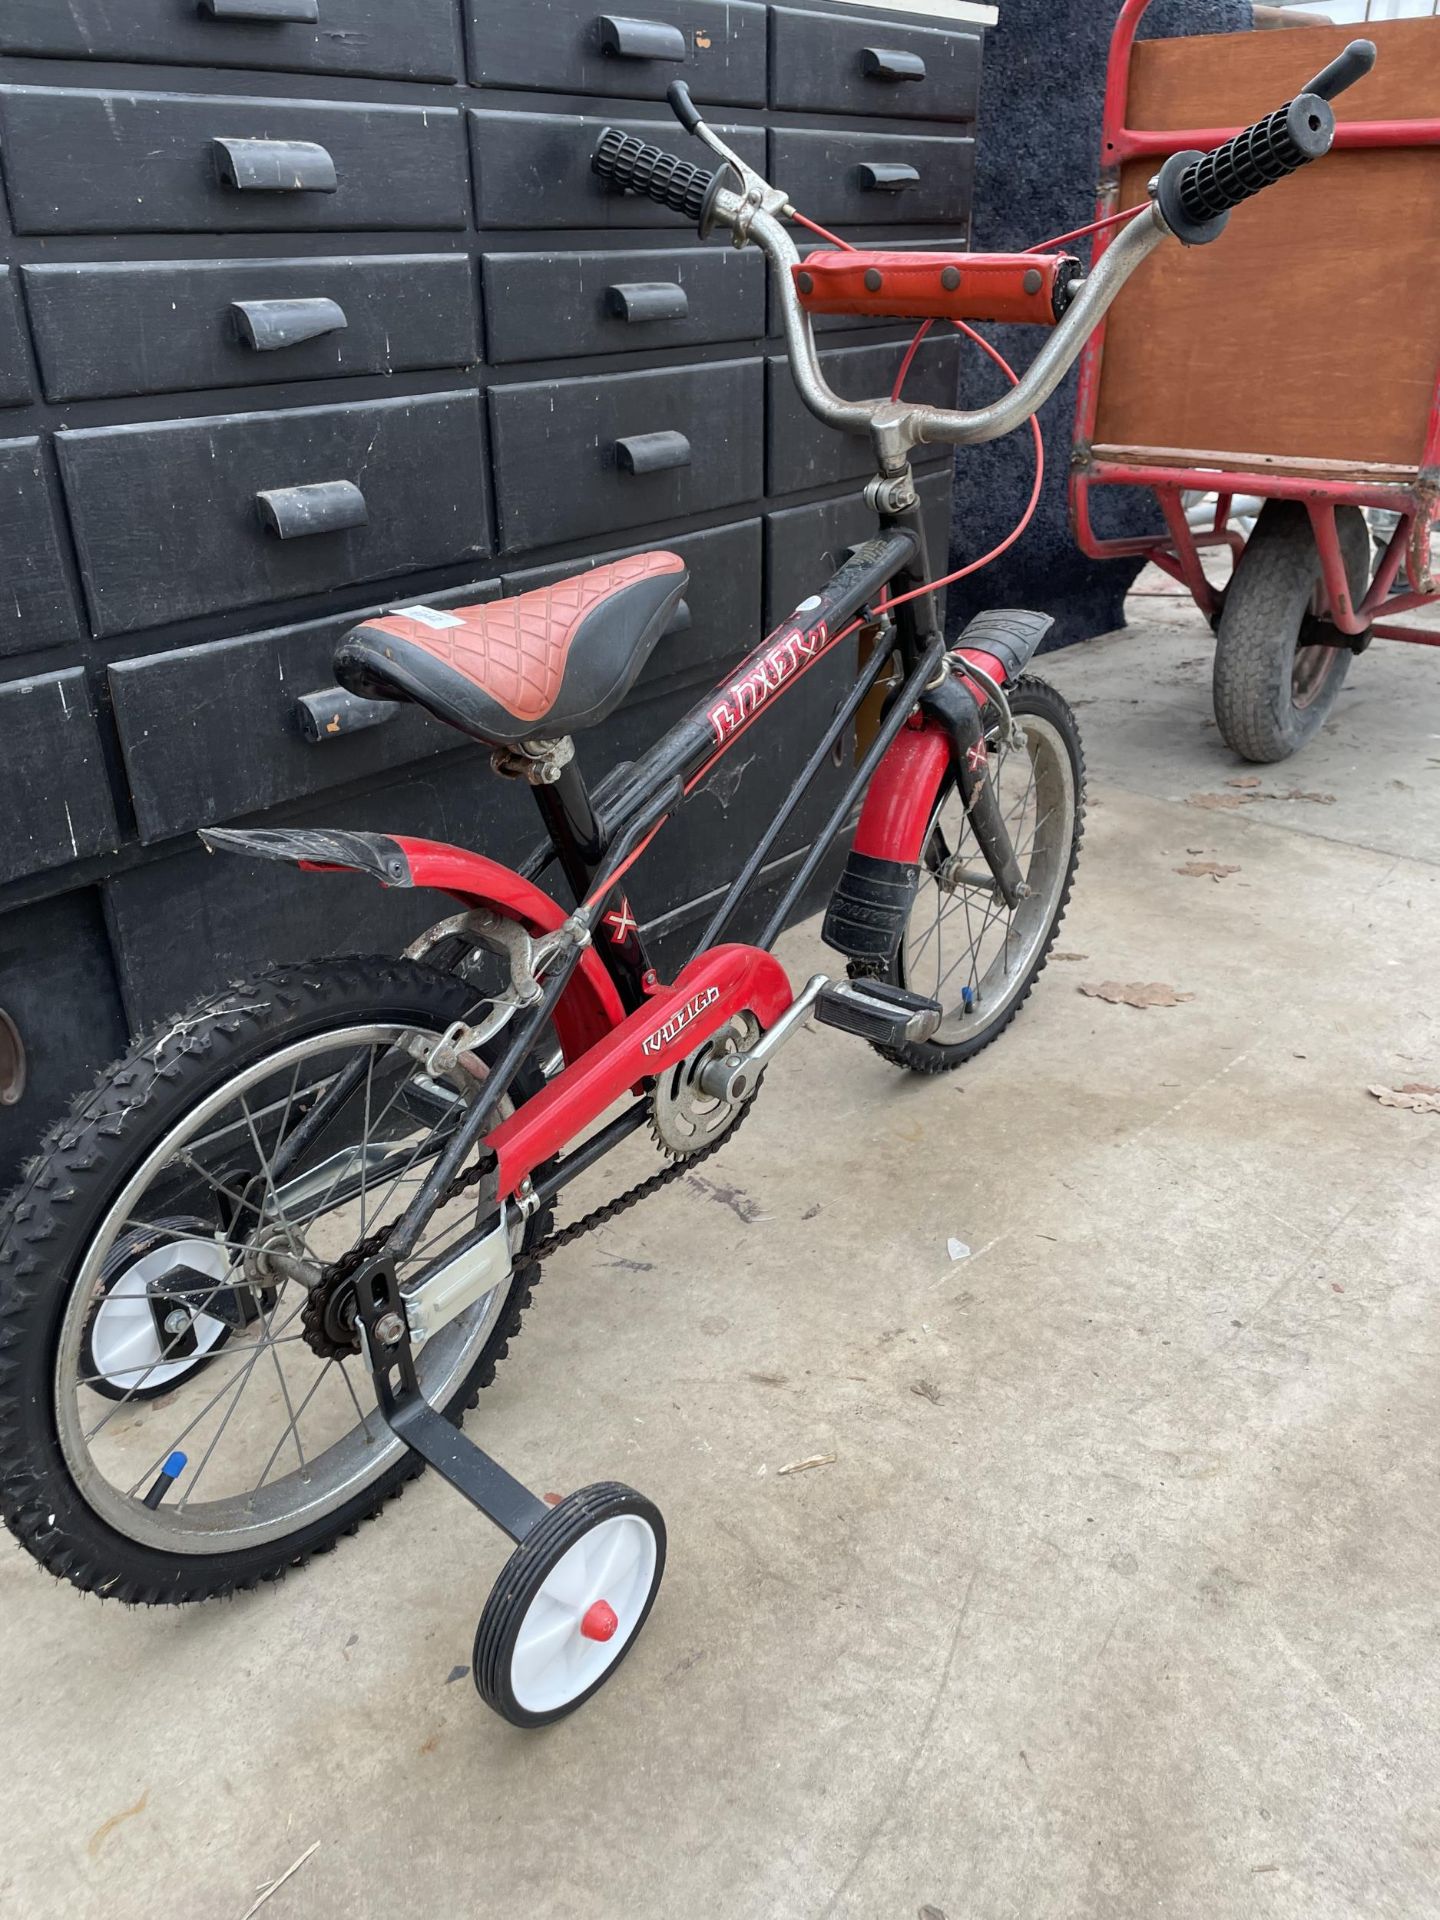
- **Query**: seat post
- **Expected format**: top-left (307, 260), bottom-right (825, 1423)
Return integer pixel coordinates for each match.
top-left (531, 746), bottom-right (605, 903)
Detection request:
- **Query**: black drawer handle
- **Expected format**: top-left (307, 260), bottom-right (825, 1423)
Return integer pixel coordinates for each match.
top-left (200, 0), bottom-right (321, 21)
top-left (256, 480), bottom-right (367, 539)
top-left (213, 136), bottom-right (338, 194)
top-left (605, 281), bottom-right (689, 324)
top-left (597, 15), bottom-right (688, 61)
top-left (615, 431), bottom-right (692, 475)
top-left (232, 296), bottom-right (348, 351)
top-left (857, 162), bottom-right (920, 193)
top-left (862, 47), bottom-right (927, 83)
top-left (665, 598), bottom-right (692, 635)
top-left (295, 687), bottom-right (396, 742)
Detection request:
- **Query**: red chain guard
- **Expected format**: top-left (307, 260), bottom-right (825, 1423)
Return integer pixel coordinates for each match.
top-left (487, 944), bottom-right (793, 1196)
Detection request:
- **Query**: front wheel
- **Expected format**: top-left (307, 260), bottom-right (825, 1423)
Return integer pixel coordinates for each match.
top-left (867, 675), bottom-right (1085, 1074)
top-left (0, 955), bottom-right (550, 1605)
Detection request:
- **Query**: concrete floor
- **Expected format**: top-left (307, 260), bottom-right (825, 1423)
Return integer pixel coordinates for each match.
top-left (6, 587), bottom-right (1440, 1920)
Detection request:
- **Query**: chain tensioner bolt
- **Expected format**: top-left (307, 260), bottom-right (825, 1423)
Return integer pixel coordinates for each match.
top-left (373, 1310), bottom-right (407, 1348)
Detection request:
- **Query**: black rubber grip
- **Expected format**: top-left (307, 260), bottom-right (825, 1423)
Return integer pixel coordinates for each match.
top-left (1180, 92), bottom-right (1334, 222)
top-left (591, 127), bottom-right (720, 222)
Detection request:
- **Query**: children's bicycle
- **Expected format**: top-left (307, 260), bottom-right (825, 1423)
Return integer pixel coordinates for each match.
top-left (0, 48), bottom-right (1373, 1727)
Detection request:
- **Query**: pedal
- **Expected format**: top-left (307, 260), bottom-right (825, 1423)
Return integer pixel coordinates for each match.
top-left (814, 978), bottom-right (943, 1047)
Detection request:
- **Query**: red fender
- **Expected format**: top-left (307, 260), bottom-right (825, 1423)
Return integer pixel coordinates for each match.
top-left (487, 943), bottom-right (792, 1195)
top-left (389, 836), bottom-right (627, 1061)
top-left (850, 652), bottom-right (1008, 864)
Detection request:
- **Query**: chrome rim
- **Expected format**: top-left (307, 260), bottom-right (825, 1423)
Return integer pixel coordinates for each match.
top-left (900, 711), bottom-right (1075, 1046)
top-left (54, 1022), bottom-right (520, 1556)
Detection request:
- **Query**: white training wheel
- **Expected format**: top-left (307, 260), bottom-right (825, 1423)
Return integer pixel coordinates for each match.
top-left (80, 1222), bottom-right (234, 1402)
top-left (473, 1483), bottom-right (665, 1728)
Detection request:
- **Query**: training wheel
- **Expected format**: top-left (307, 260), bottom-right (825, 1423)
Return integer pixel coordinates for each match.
top-left (473, 1482), bottom-right (666, 1728)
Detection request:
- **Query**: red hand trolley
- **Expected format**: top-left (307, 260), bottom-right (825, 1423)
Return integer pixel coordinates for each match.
top-left (1072, 2), bottom-right (1440, 762)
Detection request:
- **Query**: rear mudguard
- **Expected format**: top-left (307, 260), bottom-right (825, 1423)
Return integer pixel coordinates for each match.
top-left (821, 609), bottom-right (1054, 967)
top-left (199, 826), bottom-right (627, 1062)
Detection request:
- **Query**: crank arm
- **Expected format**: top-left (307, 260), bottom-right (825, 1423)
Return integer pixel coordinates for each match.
top-left (922, 674), bottom-right (1026, 909)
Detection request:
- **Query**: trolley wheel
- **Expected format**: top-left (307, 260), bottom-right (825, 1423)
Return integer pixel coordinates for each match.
top-left (1212, 500), bottom-right (1371, 764)
top-left (474, 1482), bottom-right (665, 1728)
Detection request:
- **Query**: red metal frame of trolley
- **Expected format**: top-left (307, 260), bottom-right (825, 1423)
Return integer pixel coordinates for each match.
top-left (1071, 0), bottom-right (1440, 648)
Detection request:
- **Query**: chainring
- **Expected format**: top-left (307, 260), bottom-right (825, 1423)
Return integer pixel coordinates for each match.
top-left (649, 1014), bottom-right (759, 1160)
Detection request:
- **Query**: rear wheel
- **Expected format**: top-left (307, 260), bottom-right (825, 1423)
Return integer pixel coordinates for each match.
top-left (1212, 500), bottom-right (1370, 763)
top-left (869, 675), bottom-right (1084, 1074)
top-left (0, 955), bottom-right (550, 1604)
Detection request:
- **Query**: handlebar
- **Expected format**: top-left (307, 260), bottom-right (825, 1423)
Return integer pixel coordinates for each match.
top-left (590, 46), bottom-right (1377, 461)
top-left (1155, 38), bottom-right (1375, 244)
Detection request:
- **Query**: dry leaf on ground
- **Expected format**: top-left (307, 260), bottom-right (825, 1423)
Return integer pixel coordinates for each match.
top-left (912, 1381), bottom-right (941, 1405)
top-left (1080, 981), bottom-right (1195, 1010)
top-left (1186, 791), bottom-right (1252, 811)
top-left (778, 1454), bottom-right (836, 1476)
top-left (1051, 951), bottom-right (1088, 962)
top-left (1226, 775), bottom-right (1262, 789)
top-left (1275, 788), bottom-right (1337, 806)
top-left (1176, 861), bottom-right (1240, 880)
top-left (1368, 1085), bottom-right (1440, 1114)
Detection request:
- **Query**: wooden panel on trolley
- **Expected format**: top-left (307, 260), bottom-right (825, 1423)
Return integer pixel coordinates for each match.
top-left (1093, 19), bottom-right (1440, 473)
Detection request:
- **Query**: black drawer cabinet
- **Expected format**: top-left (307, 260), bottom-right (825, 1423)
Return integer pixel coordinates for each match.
top-left (766, 332), bottom-right (960, 495)
top-left (0, 668), bottom-right (120, 885)
top-left (0, 0), bottom-right (977, 1186)
top-left (469, 0), bottom-right (768, 106)
top-left (769, 126), bottom-right (975, 227)
top-left (0, 272), bottom-right (30, 409)
top-left (0, 0), bottom-right (464, 83)
top-left (59, 391), bottom-right (492, 636)
top-left (483, 246), bottom-right (765, 365)
top-left (769, 8), bottom-right (981, 122)
top-left (490, 358), bottom-right (764, 553)
top-left (0, 88), bottom-right (468, 235)
top-left (24, 255), bottom-right (479, 402)
top-left (0, 438), bottom-right (82, 661)
top-left (469, 111), bottom-right (766, 231)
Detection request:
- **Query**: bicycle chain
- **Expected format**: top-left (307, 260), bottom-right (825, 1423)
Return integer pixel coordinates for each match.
top-left (316, 1095), bottom-right (750, 1297)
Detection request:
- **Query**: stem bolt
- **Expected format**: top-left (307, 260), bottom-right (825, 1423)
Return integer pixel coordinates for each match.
top-left (163, 1308), bottom-right (191, 1337)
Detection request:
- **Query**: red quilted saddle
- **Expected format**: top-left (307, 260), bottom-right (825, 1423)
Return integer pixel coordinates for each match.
top-left (334, 551), bottom-right (688, 747)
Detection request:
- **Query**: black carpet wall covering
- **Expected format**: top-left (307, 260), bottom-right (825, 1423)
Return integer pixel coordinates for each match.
top-left (945, 0), bottom-right (1253, 649)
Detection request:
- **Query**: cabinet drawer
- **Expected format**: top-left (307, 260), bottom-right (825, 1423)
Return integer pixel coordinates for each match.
top-left (0, 668), bottom-right (120, 885)
top-left (784, 233), bottom-right (969, 337)
top-left (0, 890), bottom-right (131, 1193)
top-left (470, 111), bottom-right (764, 231)
top-left (0, 439), bottom-right (82, 661)
top-left (765, 467), bottom-right (953, 625)
top-left (109, 581), bottom-right (502, 845)
top-left (503, 519), bottom-right (762, 699)
top-left (0, 0), bottom-right (462, 83)
top-left (483, 245), bottom-right (763, 365)
top-left (0, 272), bottom-right (31, 409)
top-left (489, 358), bottom-right (762, 554)
top-left (469, 0), bottom-right (766, 106)
top-left (769, 128), bottom-right (974, 230)
top-left (58, 392), bottom-right (492, 638)
top-left (25, 255), bottom-right (478, 403)
top-left (769, 9), bottom-right (981, 123)
top-left (766, 333), bottom-right (959, 495)
top-left (0, 88), bottom-right (467, 236)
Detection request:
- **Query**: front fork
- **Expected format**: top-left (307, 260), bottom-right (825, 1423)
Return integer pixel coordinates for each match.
top-left (881, 491), bottom-right (1026, 908)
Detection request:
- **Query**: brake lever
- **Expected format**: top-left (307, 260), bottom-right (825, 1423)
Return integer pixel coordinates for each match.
top-left (666, 80), bottom-right (788, 241)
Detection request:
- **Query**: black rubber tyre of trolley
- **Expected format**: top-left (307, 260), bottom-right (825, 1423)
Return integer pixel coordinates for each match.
top-left (474, 1483), bottom-right (666, 1729)
top-left (1212, 500), bottom-right (1371, 764)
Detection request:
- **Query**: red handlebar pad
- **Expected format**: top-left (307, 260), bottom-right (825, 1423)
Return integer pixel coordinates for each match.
top-left (792, 251), bottom-right (1076, 328)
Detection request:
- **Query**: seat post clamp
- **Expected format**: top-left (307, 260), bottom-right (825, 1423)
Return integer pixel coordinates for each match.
top-left (489, 737), bottom-right (576, 787)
